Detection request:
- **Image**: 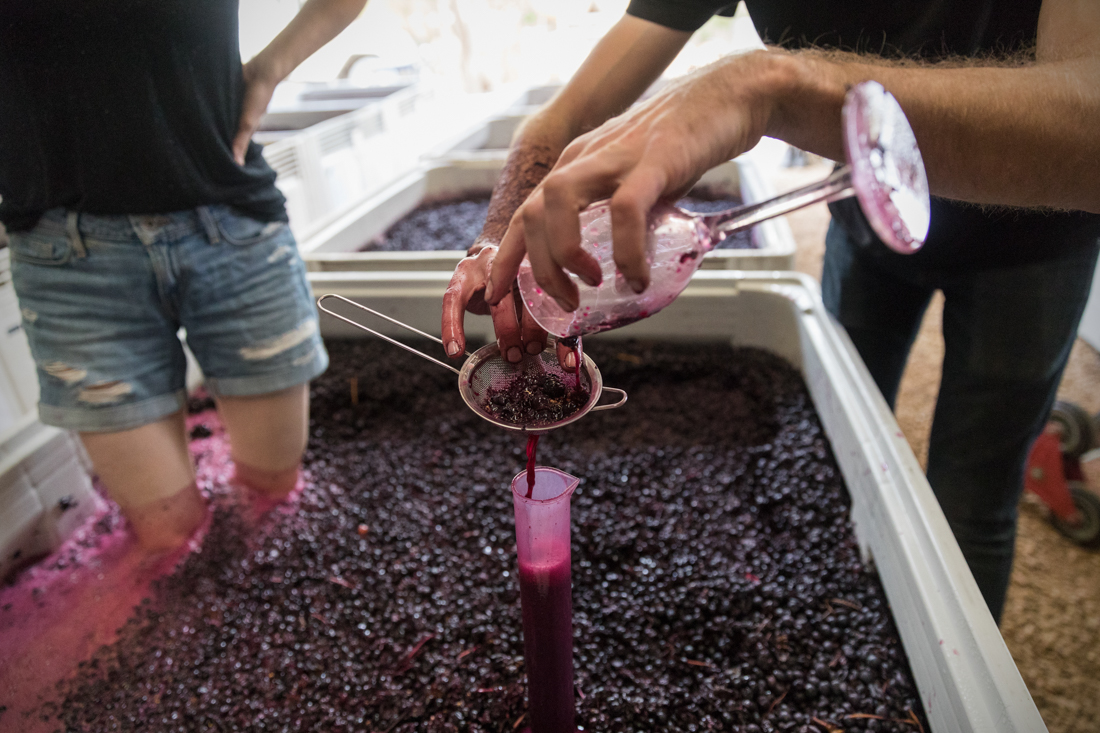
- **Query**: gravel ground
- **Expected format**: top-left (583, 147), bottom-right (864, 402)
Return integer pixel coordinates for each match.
top-left (775, 158), bottom-right (1100, 733)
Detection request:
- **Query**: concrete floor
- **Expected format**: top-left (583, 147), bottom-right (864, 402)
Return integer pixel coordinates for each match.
top-left (773, 159), bottom-right (1100, 733)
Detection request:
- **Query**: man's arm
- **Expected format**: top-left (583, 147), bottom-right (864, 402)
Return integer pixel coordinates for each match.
top-left (476, 15), bottom-right (692, 250)
top-left (232, 0), bottom-right (370, 165)
top-left (486, 0), bottom-right (1100, 311)
top-left (441, 15), bottom-right (691, 360)
top-left (772, 0), bottom-right (1100, 213)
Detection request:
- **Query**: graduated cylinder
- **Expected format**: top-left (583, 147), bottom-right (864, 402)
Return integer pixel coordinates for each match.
top-left (511, 467), bottom-right (580, 733)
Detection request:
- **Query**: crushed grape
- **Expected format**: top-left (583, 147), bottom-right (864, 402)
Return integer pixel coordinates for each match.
top-left (364, 195), bottom-right (491, 252)
top-left (44, 340), bottom-right (928, 733)
top-left (360, 190), bottom-right (754, 254)
top-left (484, 369), bottom-right (589, 427)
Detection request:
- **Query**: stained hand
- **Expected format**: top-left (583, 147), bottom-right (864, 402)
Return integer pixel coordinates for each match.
top-left (442, 241), bottom-right (574, 367)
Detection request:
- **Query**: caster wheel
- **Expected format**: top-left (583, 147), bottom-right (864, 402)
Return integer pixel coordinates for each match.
top-left (1051, 482), bottom-right (1100, 547)
top-left (1049, 401), bottom-right (1096, 458)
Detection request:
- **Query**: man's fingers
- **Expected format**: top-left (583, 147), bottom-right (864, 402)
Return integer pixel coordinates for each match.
top-left (523, 191), bottom-right (582, 311)
top-left (520, 299), bottom-right (548, 355)
top-left (442, 252), bottom-right (495, 357)
top-left (540, 174), bottom-right (605, 289)
top-left (486, 210), bottom-right (528, 306)
top-left (555, 340), bottom-right (575, 370)
top-left (489, 290), bottom-right (524, 363)
top-left (441, 267), bottom-right (474, 357)
top-left (609, 166), bottom-right (668, 292)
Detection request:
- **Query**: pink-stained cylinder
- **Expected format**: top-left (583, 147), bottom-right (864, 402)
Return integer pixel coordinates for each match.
top-left (511, 467), bottom-right (580, 733)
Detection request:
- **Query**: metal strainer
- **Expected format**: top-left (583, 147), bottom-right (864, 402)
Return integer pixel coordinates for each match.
top-left (317, 294), bottom-right (627, 435)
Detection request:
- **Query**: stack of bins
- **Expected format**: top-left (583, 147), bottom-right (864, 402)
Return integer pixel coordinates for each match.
top-left (309, 269), bottom-right (1048, 732)
top-left (263, 85), bottom-right (512, 246)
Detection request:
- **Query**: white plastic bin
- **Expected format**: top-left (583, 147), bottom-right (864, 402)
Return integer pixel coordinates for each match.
top-left (263, 86), bottom-right (509, 245)
top-left (308, 269), bottom-right (1046, 733)
top-left (0, 414), bottom-right (99, 580)
top-left (301, 157), bottom-right (795, 272)
top-left (506, 83), bottom-right (561, 115)
top-left (0, 247), bottom-right (39, 432)
top-left (259, 83), bottom-right (408, 132)
top-left (424, 114), bottom-right (527, 162)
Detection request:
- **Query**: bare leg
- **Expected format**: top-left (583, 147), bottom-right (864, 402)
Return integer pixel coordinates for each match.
top-left (217, 384), bottom-right (310, 501)
top-left (80, 411), bottom-right (206, 553)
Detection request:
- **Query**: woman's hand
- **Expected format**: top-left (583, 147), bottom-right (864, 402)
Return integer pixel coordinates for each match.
top-left (232, 59), bottom-right (280, 165)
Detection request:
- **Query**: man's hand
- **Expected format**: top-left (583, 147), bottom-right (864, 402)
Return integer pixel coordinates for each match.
top-left (485, 53), bottom-right (779, 312)
top-left (441, 240), bottom-right (553, 363)
top-left (440, 14), bottom-right (691, 356)
top-left (232, 59), bottom-right (280, 166)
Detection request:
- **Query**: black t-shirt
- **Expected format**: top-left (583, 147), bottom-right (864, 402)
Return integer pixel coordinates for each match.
top-left (0, 0), bottom-right (287, 231)
top-left (627, 0), bottom-right (1100, 271)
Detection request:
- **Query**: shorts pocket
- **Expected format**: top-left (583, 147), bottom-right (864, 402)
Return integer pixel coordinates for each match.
top-left (9, 232), bottom-right (73, 266)
top-left (214, 209), bottom-right (289, 247)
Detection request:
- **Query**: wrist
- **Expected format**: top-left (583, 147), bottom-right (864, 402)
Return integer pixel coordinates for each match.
top-left (758, 50), bottom-right (849, 159)
top-left (731, 51), bottom-right (810, 140)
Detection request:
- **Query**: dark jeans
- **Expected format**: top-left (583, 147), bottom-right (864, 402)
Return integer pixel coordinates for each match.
top-left (822, 221), bottom-right (1099, 622)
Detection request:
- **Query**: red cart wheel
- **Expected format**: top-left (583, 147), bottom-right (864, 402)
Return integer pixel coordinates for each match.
top-left (1050, 482), bottom-right (1100, 547)
top-left (1050, 401), bottom-right (1096, 458)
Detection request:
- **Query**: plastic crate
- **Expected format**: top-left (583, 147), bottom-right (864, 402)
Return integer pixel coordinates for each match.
top-left (0, 252), bottom-right (39, 431)
top-left (0, 414), bottom-right (99, 580)
top-left (308, 269), bottom-right (1047, 733)
top-left (423, 114), bottom-right (527, 163)
top-left (506, 83), bottom-right (561, 115)
top-left (300, 157), bottom-right (795, 272)
top-left (258, 83), bottom-right (408, 132)
top-left (264, 86), bottom-right (509, 245)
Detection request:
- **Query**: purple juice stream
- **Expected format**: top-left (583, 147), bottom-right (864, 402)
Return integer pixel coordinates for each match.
top-left (525, 434), bottom-right (540, 498)
top-left (518, 553), bottom-right (575, 733)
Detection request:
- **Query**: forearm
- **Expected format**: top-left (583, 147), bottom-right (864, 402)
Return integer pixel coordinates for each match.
top-left (472, 15), bottom-right (691, 252)
top-left (247, 0), bottom-right (368, 83)
top-left (473, 124), bottom-right (569, 252)
top-left (760, 50), bottom-right (1100, 212)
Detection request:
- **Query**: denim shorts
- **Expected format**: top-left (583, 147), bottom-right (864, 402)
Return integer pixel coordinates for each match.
top-left (9, 206), bottom-right (328, 432)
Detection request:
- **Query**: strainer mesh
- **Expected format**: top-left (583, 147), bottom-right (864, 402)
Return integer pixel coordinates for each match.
top-left (461, 348), bottom-right (598, 430)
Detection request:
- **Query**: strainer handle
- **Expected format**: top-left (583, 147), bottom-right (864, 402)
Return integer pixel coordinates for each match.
top-left (316, 294), bottom-right (463, 376)
top-left (590, 386), bottom-right (628, 412)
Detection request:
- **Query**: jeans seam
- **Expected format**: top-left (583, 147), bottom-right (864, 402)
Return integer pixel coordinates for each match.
top-left (197, 206), bottom-right (221, 244)
top-left (66, 211), bottom-right (87, 259)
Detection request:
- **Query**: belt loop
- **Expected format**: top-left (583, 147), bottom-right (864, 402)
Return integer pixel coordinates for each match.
top-left (66, 211), bottom-right (88, 258)
top-left (197, 206), bottom-right (221, 245)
